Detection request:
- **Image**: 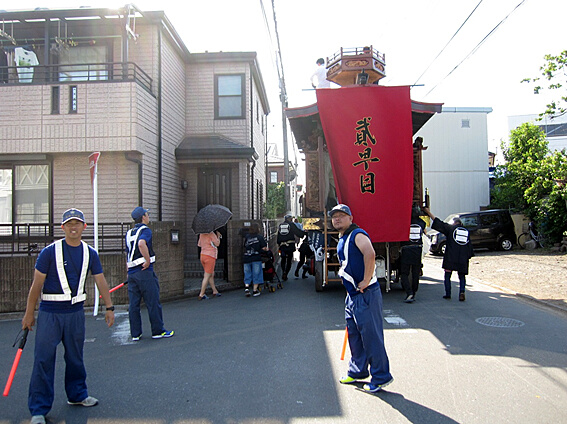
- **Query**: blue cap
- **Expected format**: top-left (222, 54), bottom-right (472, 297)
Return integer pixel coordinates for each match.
top-left (131, 206), bottom-right (149, 220)
top-left (62, 208), bottom-right (85, 224)
top-left (329, 204), bottom-right (352, 217)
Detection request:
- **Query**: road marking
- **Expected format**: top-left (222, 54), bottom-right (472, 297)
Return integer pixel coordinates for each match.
top-left (110, 312), bottom-right (136, 345)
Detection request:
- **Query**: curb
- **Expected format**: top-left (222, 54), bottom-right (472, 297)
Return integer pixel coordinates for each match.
top-left (469, 276), bottom-right (567, 315)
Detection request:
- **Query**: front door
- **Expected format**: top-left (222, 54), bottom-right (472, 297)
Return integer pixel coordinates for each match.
top-left (197, 167), bottom-right (232, 211)
top-left (198, 167), bottom-right (231, 278)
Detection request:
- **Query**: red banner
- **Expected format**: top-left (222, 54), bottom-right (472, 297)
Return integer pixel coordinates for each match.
top-left (89, 152), bottom-right (100, 188)
top-left (316, 86), bottom-right (413, 242)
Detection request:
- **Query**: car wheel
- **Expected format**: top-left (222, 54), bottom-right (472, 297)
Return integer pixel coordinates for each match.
top-left (315, 260), bottom-right (324, 292)
top-left (439, 242), bottom-right (446, 256)
top-left (499, 237), bottom-right (513, 251)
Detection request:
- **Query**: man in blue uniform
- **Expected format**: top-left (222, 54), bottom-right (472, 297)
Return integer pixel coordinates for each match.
top-left (330, 204), bottom-right (393, 393)
top-left (22, 208), bottom-right (115, 424)
top-left (126, 206), bottom-right (173, 340)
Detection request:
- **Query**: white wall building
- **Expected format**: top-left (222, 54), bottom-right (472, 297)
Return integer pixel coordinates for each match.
top-left (508, 114), bottom-right (567, 152)
top-left (416, 107), bottom-right (492, 221)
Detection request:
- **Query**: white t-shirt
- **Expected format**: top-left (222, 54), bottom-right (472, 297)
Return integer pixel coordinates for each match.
top-left (311, 65), bottom-right (330, 88)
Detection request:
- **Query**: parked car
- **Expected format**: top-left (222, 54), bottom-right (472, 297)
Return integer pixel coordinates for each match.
top-left (428, 209), bottom-right (516, 255)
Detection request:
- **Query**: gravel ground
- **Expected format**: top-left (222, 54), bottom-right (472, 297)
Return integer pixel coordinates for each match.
top-left (424, 248), bottom-right (567, 312)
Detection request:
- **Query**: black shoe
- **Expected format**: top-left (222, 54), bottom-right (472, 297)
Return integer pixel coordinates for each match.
top-left (443, 295), bottom-right (451, 299)
top-left (459, 292), bottom-right (466, 301)
top-left (282, 273), bottom-right (288, 281)
top-left (294, 271), bottom-right (299, 278)
top-left (302, 273), bottom-right (308, 279)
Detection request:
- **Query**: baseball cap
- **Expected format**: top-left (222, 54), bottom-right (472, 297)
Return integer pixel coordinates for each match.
top-left (62, 208), bottom-right (85, 224)
top-left (131, 206), bottom-right (149, 220)
top-left (329, 204), bottom-right (352, 217)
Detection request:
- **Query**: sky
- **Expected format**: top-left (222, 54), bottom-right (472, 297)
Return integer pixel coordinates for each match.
top-left (9, 0), bottom-right (567, 162)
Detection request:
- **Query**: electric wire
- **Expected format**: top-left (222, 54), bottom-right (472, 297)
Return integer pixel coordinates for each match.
top-left (413, 0), bottom-right (484, 86)
top-left (425, 0), bottom-right (527, 97)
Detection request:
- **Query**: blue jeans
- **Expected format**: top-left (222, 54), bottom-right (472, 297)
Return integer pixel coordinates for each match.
top-left (244, 261), bottom-right (263, 286)
top-left (29, 309), bottom-right (87, 416)
top-left (444, 270), bottom-right (466, 295)
top-left (128, 269), bottom-right (165, 337)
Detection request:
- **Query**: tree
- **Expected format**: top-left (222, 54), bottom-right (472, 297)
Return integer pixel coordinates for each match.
top-left (491, 122), bottom-right (567, 243)
top-left (266, 182), bottom-right (286, 219)
top-left (521, 50), bottom-right (567, 118)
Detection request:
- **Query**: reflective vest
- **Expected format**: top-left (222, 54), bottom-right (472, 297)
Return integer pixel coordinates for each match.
top-left (41, 240), bottom-right (89, 304)
top-left (126, 225), bottom-right (156, 268)
top-left (409, 223), bottom-right (424, 245)
top-left (338, 228), bottom-right (377, 295)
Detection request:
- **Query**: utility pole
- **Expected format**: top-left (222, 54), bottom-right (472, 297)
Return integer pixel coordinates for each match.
top-left (271, 0), bottom-right (290, 213)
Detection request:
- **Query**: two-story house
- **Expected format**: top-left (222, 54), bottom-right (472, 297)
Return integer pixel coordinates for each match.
top-left (0, 6), bottom-right (270, 259)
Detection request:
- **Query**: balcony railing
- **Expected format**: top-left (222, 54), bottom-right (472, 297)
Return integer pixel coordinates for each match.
top-left (0, 62), bottom-right (152, 93)
top-left (0, 222), bottom-right (131, 256)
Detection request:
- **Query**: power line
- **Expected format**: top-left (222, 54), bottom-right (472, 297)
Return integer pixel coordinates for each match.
top-left (413, 0), bottom-right (484, 86)
top-left (425, 0), bottom-right (527, 97)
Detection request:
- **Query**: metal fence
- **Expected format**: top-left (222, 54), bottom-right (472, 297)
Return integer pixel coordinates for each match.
top-left (0, 223), bottom-right (130, 256)
top-left (0, 62), bottom-right (153, 93)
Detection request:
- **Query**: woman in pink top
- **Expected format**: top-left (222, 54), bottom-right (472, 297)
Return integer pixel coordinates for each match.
top-left (197, 231), bottom-right (221, 300)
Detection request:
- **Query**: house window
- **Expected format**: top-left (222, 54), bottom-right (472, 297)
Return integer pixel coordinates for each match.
top-left (51, 86), bottom-right (60, 114)
top-left (461, 119), bottom-right (470, 128)
top-left (0, 164), bottom-right (50, 234)
top-left (215, 74), bottom-right (245, 119)
top-left (270, 171), bottom-right (278, 183)
top-left (58, 45), bottom-right (108, 82)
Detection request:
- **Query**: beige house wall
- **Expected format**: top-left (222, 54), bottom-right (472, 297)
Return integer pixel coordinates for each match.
top-left (160, 32), bottom-right (187, 221)
top-left (0, 79), bottom-right (158, 222)
top-left (185, 62), bottom-right (250, 144)
top-left (184, 59), bottom-right (269, 220)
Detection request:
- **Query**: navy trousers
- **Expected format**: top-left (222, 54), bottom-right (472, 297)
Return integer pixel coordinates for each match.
top-left (345, 284), bottom-right (393, 386)
top-left (29, 309), bottom-right (87, 416)
top-left (128, 269), bottom-right (165, 337)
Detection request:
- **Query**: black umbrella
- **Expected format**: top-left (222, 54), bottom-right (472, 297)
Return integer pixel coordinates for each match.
top-left (191, 204), bottom-right (233, 234)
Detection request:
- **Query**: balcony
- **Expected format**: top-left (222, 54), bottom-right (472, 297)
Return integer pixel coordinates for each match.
top-left (326, 46), bottom-right (386, 86)
top-left (0, 62), bottom-right (153, 94)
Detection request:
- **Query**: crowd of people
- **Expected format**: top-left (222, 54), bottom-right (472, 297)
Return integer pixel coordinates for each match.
top-left (20, 202), bottom-right (473, 423)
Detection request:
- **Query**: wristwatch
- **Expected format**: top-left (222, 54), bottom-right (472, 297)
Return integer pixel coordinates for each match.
top-left (106, 306), bottom-right (115, 312)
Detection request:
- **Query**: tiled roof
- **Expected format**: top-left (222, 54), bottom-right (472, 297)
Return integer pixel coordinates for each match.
top-left (175, 135), bottom-right (256, 160)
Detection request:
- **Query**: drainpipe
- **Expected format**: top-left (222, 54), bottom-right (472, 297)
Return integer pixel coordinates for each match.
top-left (250, 72), bottom-right (254, 219)
top-left (157, 25), bottom-right (163, 220)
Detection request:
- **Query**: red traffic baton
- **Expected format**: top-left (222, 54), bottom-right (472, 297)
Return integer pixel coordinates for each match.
top-left (100, 281), bottom-right (128, 298)
top-left (3, 328), bottom-right (29, 397)
top-left (340, 327), bottom-right (348, 361)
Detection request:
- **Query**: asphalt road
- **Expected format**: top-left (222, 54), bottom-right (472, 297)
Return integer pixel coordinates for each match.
top-left (1, 260), bottom-right (566, 424)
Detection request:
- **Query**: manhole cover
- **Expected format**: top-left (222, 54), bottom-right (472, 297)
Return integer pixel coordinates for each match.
top-left (475, 317), bottom-right (525, 328)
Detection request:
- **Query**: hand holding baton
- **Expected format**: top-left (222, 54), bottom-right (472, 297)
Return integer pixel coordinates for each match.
top-left (3, 328), bottom-right (29, 397)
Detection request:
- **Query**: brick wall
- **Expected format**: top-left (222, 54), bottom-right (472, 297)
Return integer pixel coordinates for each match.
top-left (0, 221), bottom-right (184, 313)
